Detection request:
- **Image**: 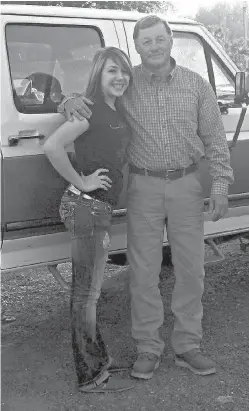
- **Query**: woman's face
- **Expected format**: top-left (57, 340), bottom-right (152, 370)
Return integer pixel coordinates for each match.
top-left (101, 57), bottom-right (130, 100)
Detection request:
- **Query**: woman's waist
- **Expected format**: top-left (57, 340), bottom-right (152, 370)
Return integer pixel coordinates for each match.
top-left (81, 164), bottom-right (123, 179)
top-left (65, 185), bottom-right (113, 212)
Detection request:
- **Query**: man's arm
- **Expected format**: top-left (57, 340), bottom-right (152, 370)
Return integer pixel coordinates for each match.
top-left (198, 79), bottom-right (234, 220)
top-left (57, 92), bottom-right (93, 121)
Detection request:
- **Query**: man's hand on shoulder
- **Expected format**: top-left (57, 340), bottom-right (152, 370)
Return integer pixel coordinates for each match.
top-left (58, 93), bottom-right (94, 122)
top-left (208, 194), bottom-right (228, 222)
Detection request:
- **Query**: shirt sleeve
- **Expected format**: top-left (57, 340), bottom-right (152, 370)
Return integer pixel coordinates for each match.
top-left (197, 79), bottom-right (234, 197)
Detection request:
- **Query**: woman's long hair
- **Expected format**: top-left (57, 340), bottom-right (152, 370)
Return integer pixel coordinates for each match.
top-left (85, 47), bottom-right (133, 102)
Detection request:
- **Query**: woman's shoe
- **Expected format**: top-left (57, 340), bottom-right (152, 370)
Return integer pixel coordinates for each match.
top-left (79, 371), bottom-right (135, 393)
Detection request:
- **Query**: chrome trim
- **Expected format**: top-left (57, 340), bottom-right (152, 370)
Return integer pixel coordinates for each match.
top-left (204, 192), bottom-right (249, 204)
top-left (227, 192), bottom-right (249, 200)
top-left (112, 208), bottom-right (127, 217)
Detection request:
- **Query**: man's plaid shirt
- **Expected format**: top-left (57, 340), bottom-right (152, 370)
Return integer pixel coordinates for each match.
top-left (59, 59), bottom-right (234, 196)
top-left (120, 61), bottom-right (234, 196)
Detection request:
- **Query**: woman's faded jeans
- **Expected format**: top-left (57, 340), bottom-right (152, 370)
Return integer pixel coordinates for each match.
top-left (59, 188), bottom-right (112, 388)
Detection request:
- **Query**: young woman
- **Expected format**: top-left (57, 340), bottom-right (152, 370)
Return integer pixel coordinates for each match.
top-left (43, 47), bottom-right (134, 393)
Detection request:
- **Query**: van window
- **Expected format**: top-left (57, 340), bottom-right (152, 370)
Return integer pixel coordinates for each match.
top-left (6, 24), bottom-right (102, 113)
top-left (211, 55), bottom-right (234, 101)
top-left (171, 33), bottom-right (208, 80)
top-left (171, 34), bottom-right (234, 100)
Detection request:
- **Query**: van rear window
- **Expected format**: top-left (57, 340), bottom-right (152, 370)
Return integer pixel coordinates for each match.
top-left (5, 24), bottom-right (102, 114)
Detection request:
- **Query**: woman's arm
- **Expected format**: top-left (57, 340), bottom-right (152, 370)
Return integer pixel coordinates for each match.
top-left (43, 118), bottom-right (112, 193)
top-left (43, 118), bottom-right (90, 191)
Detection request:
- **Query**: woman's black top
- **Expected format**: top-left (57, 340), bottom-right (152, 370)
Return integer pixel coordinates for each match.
top-left (74, 100), bottom-right (130, 206)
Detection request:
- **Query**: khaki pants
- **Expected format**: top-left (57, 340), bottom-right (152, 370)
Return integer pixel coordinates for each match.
top-left (127, 170), bottom-right (205, 356)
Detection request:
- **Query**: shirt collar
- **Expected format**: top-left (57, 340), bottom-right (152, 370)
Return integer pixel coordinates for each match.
top-left (141, 57), bottom-right (176, 83)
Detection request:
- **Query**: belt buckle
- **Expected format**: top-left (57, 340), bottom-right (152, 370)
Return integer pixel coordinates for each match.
top-left (83, 193), bottom-right (93, 201)
top-left (68, 184), bottom-right (81, 196)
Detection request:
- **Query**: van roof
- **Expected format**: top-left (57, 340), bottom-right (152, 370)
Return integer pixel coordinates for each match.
top-left (1, 4), bottom-right (200, 26)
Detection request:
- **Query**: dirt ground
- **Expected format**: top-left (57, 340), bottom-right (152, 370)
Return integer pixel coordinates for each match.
top-left (1, 239), bottom-right (249, 411)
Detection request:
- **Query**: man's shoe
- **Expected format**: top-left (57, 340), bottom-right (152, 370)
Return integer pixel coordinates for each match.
top-left (175, 348), bottom-right (216, 376)
top-left (131, 353), bottom-right (160, 380)
top-left (79, 371), bottom-right (135, 393)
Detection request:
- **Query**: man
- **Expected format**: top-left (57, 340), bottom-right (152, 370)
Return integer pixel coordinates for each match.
top-left (59, 15), bottom-right (234, 379)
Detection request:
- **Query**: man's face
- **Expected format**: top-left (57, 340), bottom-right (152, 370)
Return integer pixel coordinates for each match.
top-left (135, 22), bottom-right (173, 70)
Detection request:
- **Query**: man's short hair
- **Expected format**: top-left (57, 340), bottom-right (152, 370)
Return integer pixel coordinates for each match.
top-left (133, 15), bottom-right (173, 41)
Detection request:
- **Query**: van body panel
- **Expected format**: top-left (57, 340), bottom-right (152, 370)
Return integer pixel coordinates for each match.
top-left (2, 206), bottom-right (249, 273)
top-left (1, 6), bottom-right (249, 272)
top-left (0, 12), bottom-right (121, 269)
top-left (1, 5), bottom-right (199, 25)
top-left (3, 154), bottom-right (67, 224)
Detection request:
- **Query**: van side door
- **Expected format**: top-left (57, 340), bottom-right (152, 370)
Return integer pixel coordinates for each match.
top-left (1, 13), bottom-right (119, 272)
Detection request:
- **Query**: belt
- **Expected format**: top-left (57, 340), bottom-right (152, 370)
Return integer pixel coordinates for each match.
top-left (66, 184), bottom-right (112, 211)
top-left (129, 163), bottom-right (198, 180)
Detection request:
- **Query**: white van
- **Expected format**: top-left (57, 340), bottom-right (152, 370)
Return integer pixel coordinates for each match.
top-left (1, 4), bottom-right (249, 276)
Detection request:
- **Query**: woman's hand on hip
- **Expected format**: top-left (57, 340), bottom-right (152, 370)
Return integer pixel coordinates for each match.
top-left (81, 169), bottom-right (112, 192)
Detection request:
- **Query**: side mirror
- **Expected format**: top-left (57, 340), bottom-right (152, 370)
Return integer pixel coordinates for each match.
top-left (235, 72), bottom-right (249, 104)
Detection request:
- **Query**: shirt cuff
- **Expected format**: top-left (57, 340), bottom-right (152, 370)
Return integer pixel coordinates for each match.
top-left (210, 178), bottom-right (229, 197)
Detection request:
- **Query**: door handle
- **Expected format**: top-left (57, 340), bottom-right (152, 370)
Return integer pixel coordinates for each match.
top-left (8, 130), bottom-right (45, 146)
